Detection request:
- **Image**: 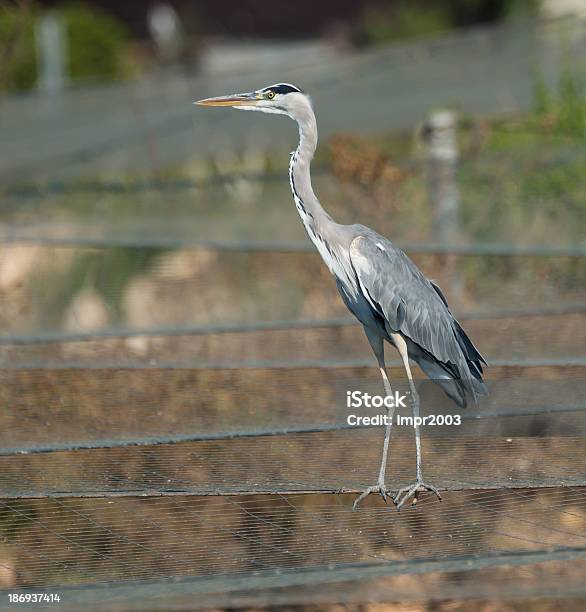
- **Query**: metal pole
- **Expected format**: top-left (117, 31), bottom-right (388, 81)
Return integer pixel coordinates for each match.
top-left (35, 11), bottom-right (67, 95)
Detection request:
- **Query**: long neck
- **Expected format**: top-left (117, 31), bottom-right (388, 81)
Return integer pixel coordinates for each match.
top-left (288, 107), bottom-right (334, 242)
top-left (288, 105), bottom-right (357, 287)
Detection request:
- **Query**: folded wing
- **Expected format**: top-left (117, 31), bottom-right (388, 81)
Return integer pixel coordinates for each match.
top-left (349, 231), bottom-right (487, 404)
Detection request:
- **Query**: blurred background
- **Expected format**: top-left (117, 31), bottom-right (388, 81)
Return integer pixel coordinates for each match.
top-left (0, 0), bottom-right (584, 337)
top-left (0, 0), bottom-right (585, 610)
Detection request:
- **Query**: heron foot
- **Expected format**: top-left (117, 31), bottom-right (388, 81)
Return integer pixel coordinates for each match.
top-left (393, 480), bottom-right (442, 511)
top-left (352, 483), bottom-right (392, 510)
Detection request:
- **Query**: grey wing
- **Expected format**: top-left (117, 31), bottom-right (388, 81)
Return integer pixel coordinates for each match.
top-left (349, 232), bottom-right (487, 375)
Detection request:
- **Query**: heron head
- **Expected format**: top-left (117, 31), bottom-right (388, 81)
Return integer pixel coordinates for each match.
top-left (194, 83), bottom-right (309, 118)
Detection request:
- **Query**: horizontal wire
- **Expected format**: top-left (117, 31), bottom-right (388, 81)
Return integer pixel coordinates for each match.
top-left (4, 488), bottom-right (586, 532)
top-left (6, 480), bottom-right (586, 501)
top-left (0, 481), bottom-right (581, 504)
top-left (4, 440), bottom-right (586, 498)
top-left (4, 134), bottom-right (585, 201)
top-left (7, 469), bottom-right (580, 501)
top-left (2, 433), bottom-right (582, 462)
top-left (2, 234), bottom-right (586, 257)
top-left (4, 357), bottom-right (586, 371)
top-left (5, 458), bottom-right (582, 499)
top-left (2, 449), bottom-right (586, 499)
top-left (1, 403), bottom-right (584, 457)
top-left (1, 167), bottom-right (329, 199)
top-left (8, 543), bottom-right (586, 595)
top-left (2, 303), bottom-right (585, 345)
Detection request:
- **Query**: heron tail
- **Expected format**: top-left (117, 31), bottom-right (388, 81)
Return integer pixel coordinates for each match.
top-left (413, 352), bottom-right (488, 409)
top-left (414, 355), bottom-right (467, 408)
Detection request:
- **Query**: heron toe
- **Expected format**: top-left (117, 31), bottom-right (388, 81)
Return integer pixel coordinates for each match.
top-left (394, 481), bottom-right (442, 511)
top-left (352, 484), bottom-right (393, 510)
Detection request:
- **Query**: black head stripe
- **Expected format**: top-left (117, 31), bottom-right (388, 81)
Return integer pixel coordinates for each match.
top-left (262, 83), bottom-right (303, 95)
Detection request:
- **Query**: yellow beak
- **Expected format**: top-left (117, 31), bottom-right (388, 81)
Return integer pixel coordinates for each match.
top-left (194, 92), bottom-right (259, 107)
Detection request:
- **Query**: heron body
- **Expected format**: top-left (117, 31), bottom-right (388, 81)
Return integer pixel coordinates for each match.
top-left (196, 84), bottom-right (487, 509)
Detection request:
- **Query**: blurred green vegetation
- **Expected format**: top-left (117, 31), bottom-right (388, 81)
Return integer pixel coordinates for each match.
top-left (0, 1), bottom-right (129, 92)
top-left (0, 1), bottom-right (36, 91)
top-left (359, 3), bottom-right (451, 46)
top-left (460, 70), bottom-right (585, 245)
top-left (357, 0), bottom-right (541, 45)
top-left (533, 72), bottom-right (586, 138)
top-left (60, 3), bottom-right (129, 83)
top-left (459, 130), bottom-right (585, 244)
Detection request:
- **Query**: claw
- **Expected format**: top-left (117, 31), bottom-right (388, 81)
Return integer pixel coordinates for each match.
top-left (353, 484), bottom-right (393, 510)
top-left (394, 481), bottom-right (442, 511)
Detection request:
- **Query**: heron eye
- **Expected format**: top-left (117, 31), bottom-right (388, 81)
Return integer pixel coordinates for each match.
top-left (266, 91), bottom-right (275, 100)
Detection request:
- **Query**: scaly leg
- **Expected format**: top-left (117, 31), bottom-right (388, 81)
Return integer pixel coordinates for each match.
top-left (353, 330), bottom-right (398, 510)
top-left (391, 333), bottom-right (442, 511)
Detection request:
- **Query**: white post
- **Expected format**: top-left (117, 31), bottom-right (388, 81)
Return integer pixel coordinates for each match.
top-left (425, 110), bottom-right (459, 244)
top-left (35, 11), bottom-right (67, 94)
top-left (424, 110), bottom-right (462, 300)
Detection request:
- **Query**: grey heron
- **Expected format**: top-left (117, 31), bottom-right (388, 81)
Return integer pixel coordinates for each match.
top-left (196, 84), bottom-right (488, 510)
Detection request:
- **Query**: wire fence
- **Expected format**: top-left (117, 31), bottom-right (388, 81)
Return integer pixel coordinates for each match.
top-left (2, 304), bottom-right (584, 606)
top-left (1, 309), bottom-right (585, 371)
top-left (1, 364), bottom-right (584, 449)
top-left (2, 490), bottom-right (586, 605)
top-left (0, 17), bottom-right (585, 608)
top-left (1, 133), bottom-right (584, 260)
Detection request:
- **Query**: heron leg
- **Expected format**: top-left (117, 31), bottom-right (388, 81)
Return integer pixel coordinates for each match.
top-left (391, 333), bottom-right (442, 511)
top-left (353, 330), bottom-right (398, 510)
